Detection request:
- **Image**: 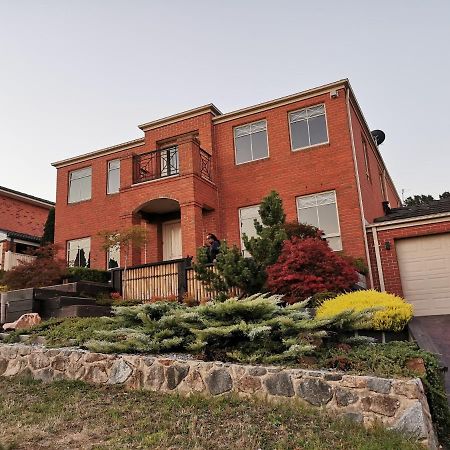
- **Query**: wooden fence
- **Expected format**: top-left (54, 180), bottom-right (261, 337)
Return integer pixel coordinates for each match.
top-left (111, 259), bottom-right (241, 302)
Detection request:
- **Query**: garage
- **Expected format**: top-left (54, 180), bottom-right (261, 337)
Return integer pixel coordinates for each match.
top-left (396, 233), bottom-right (450, 316)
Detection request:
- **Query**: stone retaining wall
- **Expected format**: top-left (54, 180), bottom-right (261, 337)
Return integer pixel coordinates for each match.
top-left (0, 344), bottom-right (438, 448)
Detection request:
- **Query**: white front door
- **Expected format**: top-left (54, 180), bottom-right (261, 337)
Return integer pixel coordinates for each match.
top-left (162, 221), bottom-right (182, 261)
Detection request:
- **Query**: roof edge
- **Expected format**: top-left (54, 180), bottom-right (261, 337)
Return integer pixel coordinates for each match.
top-left (52, 137), bottom-right (145, 168)
top-left (367, 211), bottom-right (450, 228)
top-left (212, 79), bottom-right (349, 124)
top-left (0, 186), bottom-right (54, 208)
top-left (138, 104), bottom-right (222, 132)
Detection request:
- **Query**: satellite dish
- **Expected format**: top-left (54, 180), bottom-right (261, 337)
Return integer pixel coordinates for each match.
top-left (371, 129), bottom-right (386, 145)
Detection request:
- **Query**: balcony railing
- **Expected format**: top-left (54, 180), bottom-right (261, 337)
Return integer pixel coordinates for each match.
top-left (133, 146), bottom-right (213, 184)
top-left (133, 146), bottom-right (179, 184)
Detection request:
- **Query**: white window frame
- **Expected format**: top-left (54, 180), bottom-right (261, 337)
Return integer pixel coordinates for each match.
top-left (233, 120), bottom-right (269, 165)
top-left (238, 204), bottom-right (261, 256)
top-left (296, 190), bottom-right (342, 251)
top-left (107, 159), bottom-right (120, 194)
top-left (67, 237), bottom-right (91, 267)
top-left (289, 104), bottom-right (329, 151)
top-left (68, 167), bottom-right (92, 203)
top-left (107, 244), bottom-right (120, 269)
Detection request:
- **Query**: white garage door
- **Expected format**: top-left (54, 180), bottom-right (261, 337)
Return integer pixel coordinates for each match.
top-left (396, 233), bottom-right (450, 316)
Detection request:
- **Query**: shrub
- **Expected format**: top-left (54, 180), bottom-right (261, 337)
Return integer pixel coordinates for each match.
top-left (266, 238), bottom-right (358, 303)
top-left (316, 290), bottom-right (413, 331)
top-left (283, 221), bottom-right (322, 240)
top-left (3, 245), bottom-right (66, 290)
top-left (66, 267), bottom-right (110, 283)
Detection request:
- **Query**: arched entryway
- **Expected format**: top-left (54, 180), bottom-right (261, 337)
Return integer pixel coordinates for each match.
top-left (135, 198), bottom-right (182, 262)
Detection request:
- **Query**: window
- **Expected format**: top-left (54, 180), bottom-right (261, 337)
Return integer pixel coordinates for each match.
top-left (107, 245), bottom-right (120, 269)
top-left (362, 137), bottom-right (370, 181)
top-left (107, 159), bottom-right (120, 194)
top-left (234, 120), bottom-right (268, 164)
top-left (160, 146), bottom-right (179, 177)
top-left (296, 191), bottom-right (342, 251)
top-left (239, 205), bottom-right (261, 256)
top-left (68, 167), bottom-right (92, 203)
top-left (67, 238), bottom-right (91, 267)
top-left (289, 104), bottom-right (328, 150)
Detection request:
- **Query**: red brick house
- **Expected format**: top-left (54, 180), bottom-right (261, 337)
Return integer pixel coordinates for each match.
top-left (367, 198), bottom-right (450, 316)
top-left (52, 79), bottom-right (400, 287)
top-left (0, 186), bottom-right (54, 271)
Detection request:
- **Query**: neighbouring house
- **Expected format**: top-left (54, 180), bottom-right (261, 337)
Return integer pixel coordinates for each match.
top-left (367, 198), bottom-right (450, 316)
top-left (52, 79), bottom-right (401, 287)
top-left (0, 186), bottom-right (55, 271)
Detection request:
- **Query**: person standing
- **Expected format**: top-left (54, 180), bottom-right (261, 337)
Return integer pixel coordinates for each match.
top-left (205, 233), bottom-right (221, 263)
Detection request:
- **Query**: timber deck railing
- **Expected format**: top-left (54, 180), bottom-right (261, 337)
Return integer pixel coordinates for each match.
top-left (111, 258), bottom-right (240, 302)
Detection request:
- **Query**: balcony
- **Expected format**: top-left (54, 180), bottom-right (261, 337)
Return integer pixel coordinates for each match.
top-left (2, 251), bottom-right (36, 271)
top-left (133, 146), bottom-right (212, 184)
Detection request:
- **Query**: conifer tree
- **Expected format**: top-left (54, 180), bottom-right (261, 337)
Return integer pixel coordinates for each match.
top-left (41, 207), bottom-right (55, 244)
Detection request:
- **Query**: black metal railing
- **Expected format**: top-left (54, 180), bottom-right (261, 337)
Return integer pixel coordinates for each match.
top-left (200, 149), bottom-right (212, 181)
top-left (133, 146), bottom-right (179, 183)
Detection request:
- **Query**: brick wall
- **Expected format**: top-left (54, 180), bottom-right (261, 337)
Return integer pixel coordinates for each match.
top-left (0, 193), bottom-right (51, 237)
top-left (368, 219), bottom-right (450, 296)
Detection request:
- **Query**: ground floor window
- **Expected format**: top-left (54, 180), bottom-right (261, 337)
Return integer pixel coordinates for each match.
top-left (107, 245), bottom-right (120, 269)
top-left (239, 205), bottom-right (261, 256)
top-left (296, 191), bottom-right (342, 251)
top-left (67, 237), bottom-right (91, 267)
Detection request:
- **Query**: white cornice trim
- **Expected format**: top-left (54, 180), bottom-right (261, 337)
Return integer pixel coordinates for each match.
top-left (0, 189), bottom-right (54, 208)
top-left (51, 138), bottom-right (145, 168)
top-left (138, 104), bottom-right (222, 131)
top-left (212, 79), bottom-right (348, 124)
top-left (367, 212), bottom-right (450, 230)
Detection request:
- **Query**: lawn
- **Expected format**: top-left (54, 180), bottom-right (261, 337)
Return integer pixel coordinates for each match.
top-left (0, 377), bottom-right (423, 450)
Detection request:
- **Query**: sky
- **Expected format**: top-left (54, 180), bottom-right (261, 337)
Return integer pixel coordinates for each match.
top-left (1, 0), bottom-right (449, 203)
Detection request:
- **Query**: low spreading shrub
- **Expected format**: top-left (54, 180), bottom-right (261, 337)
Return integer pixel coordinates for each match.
top-left (66, 267), bottom-right (110, 283)
top-left (267, 238), bottom-right (358, 303)
top-left (316, 290), bottom-right (413, 332)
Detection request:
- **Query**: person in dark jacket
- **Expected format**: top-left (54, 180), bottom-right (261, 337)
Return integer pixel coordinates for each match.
top-left (205, 233), bottom-right (221, 263)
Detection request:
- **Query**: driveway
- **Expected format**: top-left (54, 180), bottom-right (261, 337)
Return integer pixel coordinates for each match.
top-left (409, 315), bottom-right (450, 404)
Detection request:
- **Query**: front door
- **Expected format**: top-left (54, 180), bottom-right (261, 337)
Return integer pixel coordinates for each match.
top-left (162, 221), bottom-right (182, 261)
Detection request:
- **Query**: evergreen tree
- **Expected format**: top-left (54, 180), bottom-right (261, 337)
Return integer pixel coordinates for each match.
top-left (41, 207), bottom-right (55, 244)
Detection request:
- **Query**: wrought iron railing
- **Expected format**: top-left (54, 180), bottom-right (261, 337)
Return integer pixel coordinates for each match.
top-left (200, 149), bottom-right (212, 181)
top-left (133, 146), bottom-right (179, 183)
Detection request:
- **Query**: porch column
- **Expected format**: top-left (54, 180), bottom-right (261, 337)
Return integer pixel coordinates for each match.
top-left (180, 202), bottom-right (204, 260)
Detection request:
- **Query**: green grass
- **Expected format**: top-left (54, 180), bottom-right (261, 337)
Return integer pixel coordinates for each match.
top-left (0, 377), bottom-right (423, 450)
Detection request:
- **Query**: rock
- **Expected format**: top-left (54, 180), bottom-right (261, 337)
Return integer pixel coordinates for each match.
top-left (83, 353), bottom-right (107, 363)
top-left (367, 377), bottom-right (392, 394)
top-left (29, 352), bottom-right (51, 370)
top-left (84, 365), bottom-right (108, 384)
top-left (142, 363), bottom-right (165, 391)
top-left (406, 358), bottom-right (426, 376)
top-left (108, 359), bottom-right (133, 384)
top-left (205, 368), bottom-right (233, 395)
top-left (392, 380), bottom-right (421, 399)
top-left (166, 364), bottom-right (189, 390)
top-left (3, 313), bottom-right (41, 331)
top-left (34, 367), bottom-right (55, 383)
top-left (183, 369), bottom-right (205, 392)
top-left (247, 367), bottom-right (267, 377)
top-left (237, 375), bottom-right (262, 394)
top-left (324, 373), bottom-right (342, 381)
top-left (0, 357), bottom-right (8, 375)
top-left (51, 356), bottom-right (68, 372)
top-left (158, 358), bottom-right (174, 367)
top-left (341, 375), bottom-right (367, 389)
top-left (335, 387), bottom-right (359, 406)
top-left (297, 378), bottom-right (333, 406)
top-left (362, 395), bottom-right (400, 417)
top-left (264, 372), bottom-right (294, 397)
top-left (3, 358), bottom-right (25, 377)
top-left (391, 403), bottom-right (427, 438)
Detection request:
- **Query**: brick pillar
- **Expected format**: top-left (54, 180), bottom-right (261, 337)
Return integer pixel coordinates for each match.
top-left (177, 135), bottom-right (201, 177)
top-left (180, 202), bottom-right (204, 260)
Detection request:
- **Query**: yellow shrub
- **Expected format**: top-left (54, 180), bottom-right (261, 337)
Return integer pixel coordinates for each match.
top-left (316, 290), bottom-right (413, 332)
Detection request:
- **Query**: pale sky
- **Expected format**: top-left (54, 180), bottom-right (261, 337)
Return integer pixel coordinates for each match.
top-left (1, 0), bottom-right (449, 203)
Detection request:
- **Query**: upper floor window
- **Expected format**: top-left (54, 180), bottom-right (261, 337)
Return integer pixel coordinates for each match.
top-left (107, 159), bottom-right (120, 194)
top-left (67, 237), bottom-right (90, 267)
top-left (68, 167), bottom-right (92, 203)
top-left (234, 120), bottom-right (269, 164)
top-left (289, 104), bottom-right (328, 150)
top-left (296, 191), bottom-right (342, 251)
top-left (238, 205), bottom-right (261, 256)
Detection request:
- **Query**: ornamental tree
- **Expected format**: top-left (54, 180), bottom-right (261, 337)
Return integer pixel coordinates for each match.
top-left (266, 237), bottom-right (358, 303)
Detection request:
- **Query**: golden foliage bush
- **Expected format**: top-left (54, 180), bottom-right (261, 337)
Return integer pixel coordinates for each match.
top-left (316, 290), bottom-right (413, 331)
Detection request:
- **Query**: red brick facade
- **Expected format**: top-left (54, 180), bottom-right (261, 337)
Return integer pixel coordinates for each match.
top-left (0, 188), bottom-right (53, 237)
top-left (52, 80), bottom-right (400, 275)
